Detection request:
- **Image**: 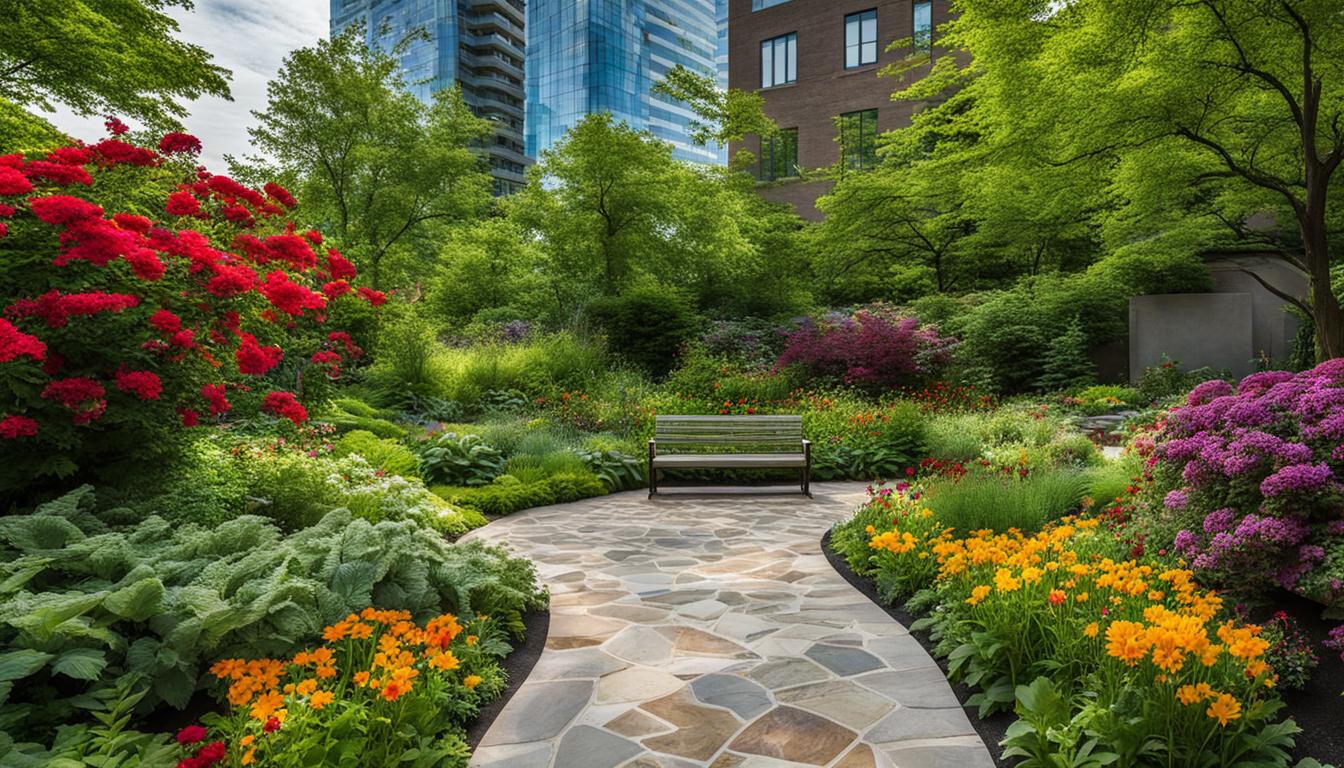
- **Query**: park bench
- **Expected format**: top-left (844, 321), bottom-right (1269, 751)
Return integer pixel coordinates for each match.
top-left (648, 415), bottom-right (811, 497)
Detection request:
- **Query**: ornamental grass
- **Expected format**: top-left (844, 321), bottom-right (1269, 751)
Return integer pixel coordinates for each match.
top-left (851, 485), bottom-right (1302, 766)
top-left (202, 608), bottom-right (507, 767)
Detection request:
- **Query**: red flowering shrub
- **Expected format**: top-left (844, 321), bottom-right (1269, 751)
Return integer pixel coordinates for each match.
top-left (776, 304), bottom-right (957, 394)
top-left (0, 127), bottom-right (382, 494)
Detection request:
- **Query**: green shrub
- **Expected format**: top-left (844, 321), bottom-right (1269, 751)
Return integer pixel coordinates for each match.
top-left (1083, 455), bottom-right (1142, 507)
top-left (808, 400), bottom-right (928, 480)
top-left (0, 488), bottom-right (545, 744)
top-left (577, 449), bottom-right (646, 490)
top-left (588, 284), bottom-right (700, 378)
top-left (319, 398), bottom-right (407, 439)
top-left (417, 433), bottom-right (506, 487)
top-left (117, 438), bottom-right (251, 528)
top-left (1034, 317), bottom-right (1095, 392)
top-left (366, 312), bottom-right (443, 401)
top-left (335, 430), bottom-right (420, 477)
top-left (246, 450), bottom-right (344, 530)
top-left (505, 451), bottom-right (589, 484)
top-left (429, 333), bottom-right (607, 405)
top-left (434, 472), bottom-right (607, 516)
top-left (924, 413), bottom-right (986, 462)
top-left (923, 468), bottom-right (1091, 532)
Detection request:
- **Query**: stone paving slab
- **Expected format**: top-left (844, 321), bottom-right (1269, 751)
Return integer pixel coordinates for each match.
top-left (464, 483), bottom-right (996, 768)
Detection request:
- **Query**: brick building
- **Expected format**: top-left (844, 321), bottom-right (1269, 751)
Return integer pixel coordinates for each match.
top-left (727, 0), bottom-right (950, 219)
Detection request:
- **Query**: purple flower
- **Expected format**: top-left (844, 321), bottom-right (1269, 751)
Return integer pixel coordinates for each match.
top-left (1327, 520), bottom-right (1344, 536)
top-left (1188, 379), bottom-right (1233, 406)
top-left (1163, 489), bottom-right (1189, 511)
top-left (1174, 529), bottom-right (1200, 553)
top-left (1203, 507), bottom-right (1237, 533)
top-left (1238, 370), bottom-right (1295, 395)
top-left (1260, 462), bottom-right (1333, 497)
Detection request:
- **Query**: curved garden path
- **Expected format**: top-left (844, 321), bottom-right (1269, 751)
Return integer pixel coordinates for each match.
top-left (463, 483), bottom-right (996, 768)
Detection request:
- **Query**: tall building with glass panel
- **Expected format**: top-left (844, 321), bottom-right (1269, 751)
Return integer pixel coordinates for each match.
top-left (330, 0), bottom-right (529, 194)
top-left (525, 0), bottom-right (728, 165)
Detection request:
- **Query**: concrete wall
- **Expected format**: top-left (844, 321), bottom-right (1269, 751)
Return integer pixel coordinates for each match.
top-left (1206, 254), bottom-right (1306, 364)
top-left (1129, 294), bottom-right (1255, 379)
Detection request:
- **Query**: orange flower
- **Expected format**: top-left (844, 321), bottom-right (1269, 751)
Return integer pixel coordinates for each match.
top-left (242, 748), bottom-right (256, 765)
top-left (1083, 622), bottom-right (1099, 638)
top-left (321, 624), bottom-right (348, 642)
top-left (315, 664), bottom-right (337, 680)
top-left (466, 635), bottom-right (479, 646)
top-left (240, 735), bottom-right (255, 747)
top-left (464, 674), bottom-right (482, 690)
top-left (250, 690), bottom-right (283, 721)
top-left (428, 650), bottom-right (461, 671)
top-left (1206, 693), bottom-right (1241, 726)
top-left (1105, 621), bottom-right (1150, 665)
top-left (382, 681), bottom-right (406, 701)
top-left (353, 671), bottom-right (370, 686)
top-left (296, 678), bottom-right (318, 696)
top-left (310, 690), bottom-right (335, 710)
top-left (1048, 589), bottom-right (1066, 606)
top-left (350, 623), bottom-right (374, 640)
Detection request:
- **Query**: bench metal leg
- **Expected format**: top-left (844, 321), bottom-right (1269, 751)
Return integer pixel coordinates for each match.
top-left (648, 466), bottom-right (657, 498)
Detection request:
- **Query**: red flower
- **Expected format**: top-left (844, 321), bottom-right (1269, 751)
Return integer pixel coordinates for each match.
top-left (263, 181), bottom-right (296, 208)
top-left (0, 166), bottom-right (31, 196)
top-left (125, 248), bottom-right (166, 281)
top-left (114, 369), bottom-right (162, 401)
top-left (41, 377), bottom-right (107, 424)
top-left (175, 725), bottom-right (208, 745)
top-left (149, 309), bottom-right (182, 334)
top-left (205, 263), bottom-right (259, 298)
top-left (322, 280), bottom-right (352, 298)
top-left (205, 175), bottom-right (266, 208)
top-left (327, 331), bottom-right (362, 359)
top-left (262, 716), bottom-right (283, 733)
top-left (179, 407), bottom-right (200, 427)
top-left (0, 204), bottom-right (13, 217)
top-left (8, 290), bottom-right (140, 329)
top-left (169, 329), bottom-right (196, 348)
top-left (0, 415), bottom-right (38, 439)
top-left (201, 383), bottom-right (230, 416)
top-left (22, 160), bottom-right (93, 186)
top-left (89, 139), bottom-right (158, 167)
top-left (196, 741), bottom-right (226, 763)
top-left (46, 146), bottom-right (91, 166)
top-left (303, 229), bottom-right (322, 245)
top-left (28, 195), bottom-right (104, 226)
top-left (165, 190), bottom-right (202, 217)
top-left (260, 270), bottom-right (325, 316)
top-left (221, 204), bottom-right (253, 227)
top-left (263, 234), bottom-right (316, 270)
top-left (357, 286), bottom-right (387, 307)
top-left (112, 212), bottom-right (152, 233)
top-left (0, 318), bottom-right (46, 363)
top-left (158, 132), bottom-right (203, 155)
top-left (261, 391), bottom-right (307, 425)
top-left (104, 116), bottom-right (130, 136)
top-left (325, 249), bottom-right (357, 280)
top-left (235, 333), bottom-right (282, 375)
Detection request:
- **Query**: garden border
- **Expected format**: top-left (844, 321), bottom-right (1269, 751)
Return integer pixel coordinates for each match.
top-left (464, 608), bottom-right (550, 750)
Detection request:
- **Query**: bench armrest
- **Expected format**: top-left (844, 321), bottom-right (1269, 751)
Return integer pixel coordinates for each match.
top-left (648, 438), bottom-right (656, 459)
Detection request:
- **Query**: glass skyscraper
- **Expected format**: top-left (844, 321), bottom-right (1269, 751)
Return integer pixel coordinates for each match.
top-left (330, 0), bottom-right (530, 194)
top-left (525, 0), bottom-right (728, 165)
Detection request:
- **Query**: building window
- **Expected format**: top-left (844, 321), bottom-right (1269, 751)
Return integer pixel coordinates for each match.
top-left (752, 0), bottom-right (791, 9)
top-left (838, 109), bottom-right (879, 170)
top-left (845, 10), bottom-right (878, 69)
top-left (759, 128), bottom-right (799, 181)
top-left (913, 1), bottom-right (932, 51)
top-left (760, 33), bottom-right (797, 88)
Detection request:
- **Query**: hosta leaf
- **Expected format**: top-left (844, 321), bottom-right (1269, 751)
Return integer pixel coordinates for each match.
top-left (330, 560), bottom-right (378, 608)
top-left (153, 666), bottom-right (196, 709)
top-left (0, 649), bottom-right (53, 682)
top-left (103, 577), bottom-right (165, 621)
top-left (50, 648), bottom-right (107, 681)
top-left (0, 515), bottom-right (84, 552)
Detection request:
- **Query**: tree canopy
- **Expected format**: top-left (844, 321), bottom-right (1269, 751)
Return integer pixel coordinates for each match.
top-left (0, 0), bottom-right (230, 128)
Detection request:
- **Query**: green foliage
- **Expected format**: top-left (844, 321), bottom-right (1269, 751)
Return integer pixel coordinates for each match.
top-left (1035, 317), bottom-right (1095, 392)
top-left (245, 25), bottom-right (492, 288)
top-left (1135, 357), bottom-right (1225, 404)
top-left (335, 430), bottom-right (419, 477)
top-left (576, 449), bottom-right (645, 491)
top-left (1, 0), bottom-right (230, 128)
top-left (434, 472), bottom-right (608, 517)
top-left (650, 64), bottom-right (778, 170)
top-left (923, 469), bottom-right (1091, 533)
top-left (367, 312), bottom-right (444, 402)
top-left (0, 489), bottom-right (544, 745)
top-left (415, 333), bottom-right (608, 406)
top-left (809, 401), bottom-right (928, 481)
top-left (416, 433), bottom-right (506, 487)
top-left (924, 413), bottom-right (986, 462)
top-left (588, 284), bottom-right (700, 378)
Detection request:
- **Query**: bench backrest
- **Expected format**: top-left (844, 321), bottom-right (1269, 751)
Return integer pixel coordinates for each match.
top-left (654, 415), bottom-right (803, 453)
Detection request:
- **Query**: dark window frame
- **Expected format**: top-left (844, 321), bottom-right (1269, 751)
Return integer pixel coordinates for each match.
top-left (838, 108), bottom-right (879, 171)
top-left (913, 0), bottom-right (933, 52)
top-left (760, 32), bottom-right (798, 88)
top-left (759, 127), bottom-right (799, 181)
top-left (844, 9), bottom-right (879, 69)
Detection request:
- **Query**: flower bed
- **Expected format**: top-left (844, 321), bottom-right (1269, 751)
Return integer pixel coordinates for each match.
top-left (832, 485), bottom-right (1312, 766)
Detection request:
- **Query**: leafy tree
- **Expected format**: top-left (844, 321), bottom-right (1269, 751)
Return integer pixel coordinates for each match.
top-left (246, 27), bottom-right (493, 288)
top-left (1036, 317), bottom-right (1096, 392)
top-left (0, 0), bottom-right (230, 127)
top-left (427, 218), bottom-right (550, 326)
top-left (509, 113), bottom-right (752, 301)
top-left (948, 0), bottom-right (1344, 358)
top-left (652, 64), bottom-right (778, 170)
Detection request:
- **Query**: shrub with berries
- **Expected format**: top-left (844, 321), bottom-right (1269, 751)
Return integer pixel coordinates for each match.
top-left (0, 125), bottom-right (382, 496)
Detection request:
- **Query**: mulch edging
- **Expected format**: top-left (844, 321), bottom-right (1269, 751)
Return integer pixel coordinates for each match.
top-left (465, 607), bottom-right (550, 750)
top-left (821, 528), bottom-right (1013, 768)
top-left (821, 529), bottom-right (1344, 767)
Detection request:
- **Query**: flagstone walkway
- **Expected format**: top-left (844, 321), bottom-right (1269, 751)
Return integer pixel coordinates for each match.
top-left (463, 483), bottom-right (996, 768)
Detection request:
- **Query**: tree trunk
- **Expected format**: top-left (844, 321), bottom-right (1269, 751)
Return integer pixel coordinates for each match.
top-left (1303, 218), bottom-right (1344, 359)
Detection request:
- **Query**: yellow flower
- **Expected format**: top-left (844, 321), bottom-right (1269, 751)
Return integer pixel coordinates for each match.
top-left (1075, 592), bottom-right (1089, 603)
top-left (1105, 621), bottom-right (1150, 665)
top-left (428, 650), bottom-right (461, 671)
top-left (296, 678), bottom-right (318, 696)
top-left (993, 568), bottom-right (1021, 593)
top-left (242, 748), bottom-right (256, 766)
top-left (240, 735), bottom-right (255, 747)
top-left (1206, 693), bottom-right (1241, 726)
top-left (464, 674), bottom-right (483, 690)
top-left (966, 585), bottom-right (992, 606)
top-left (1176, 685), bottom-right (1202, 705)
top-left (466, 635), bottom-right (479, 646)
top-left (1083, 622), bottom-right (1099, 638)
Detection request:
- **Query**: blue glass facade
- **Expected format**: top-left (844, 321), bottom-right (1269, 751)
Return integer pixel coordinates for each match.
top-left (526, 0), bottom-right (728, 165)
top-left (331, 0), bottom-right (529, 194)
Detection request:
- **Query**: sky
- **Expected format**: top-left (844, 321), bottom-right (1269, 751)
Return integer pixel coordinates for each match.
top-left (43, 0), bottom-right (331, 170)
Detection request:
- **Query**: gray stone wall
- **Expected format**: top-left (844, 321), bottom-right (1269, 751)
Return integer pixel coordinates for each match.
top-left (1129, 294), bottom-right (1256, 379)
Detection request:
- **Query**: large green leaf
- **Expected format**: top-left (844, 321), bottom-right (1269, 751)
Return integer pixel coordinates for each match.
top-left (50, 648), bottom-right (107, 682)
top-left (103, 577), bottom-right (165, 621)
top-left (0, 649), bottom-right (53, 682)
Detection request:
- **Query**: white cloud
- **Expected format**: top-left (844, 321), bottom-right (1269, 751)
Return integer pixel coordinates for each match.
top-left (40, 0), bottom-right (330, 169)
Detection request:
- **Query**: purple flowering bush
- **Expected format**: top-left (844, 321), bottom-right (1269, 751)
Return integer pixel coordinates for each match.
top-left (1139, 361), bottom-right (1344, 606)
top-left (776, 304), bottom-right (956, 394)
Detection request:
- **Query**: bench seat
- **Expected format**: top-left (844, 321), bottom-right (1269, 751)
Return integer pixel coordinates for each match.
top-left (649, 415), bottom-right (811, 497)
top-left (651, 453), bottom-right (807, 469)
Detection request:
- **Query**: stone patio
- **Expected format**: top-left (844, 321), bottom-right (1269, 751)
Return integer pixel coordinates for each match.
top-left (463, 483), bottom-right (996, 768)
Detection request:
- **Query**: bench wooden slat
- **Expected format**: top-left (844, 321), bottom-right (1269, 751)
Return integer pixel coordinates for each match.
top-left (649, 415), bottom-right (811, 497)
top-left (651, 454), bottom-right (807, 468)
